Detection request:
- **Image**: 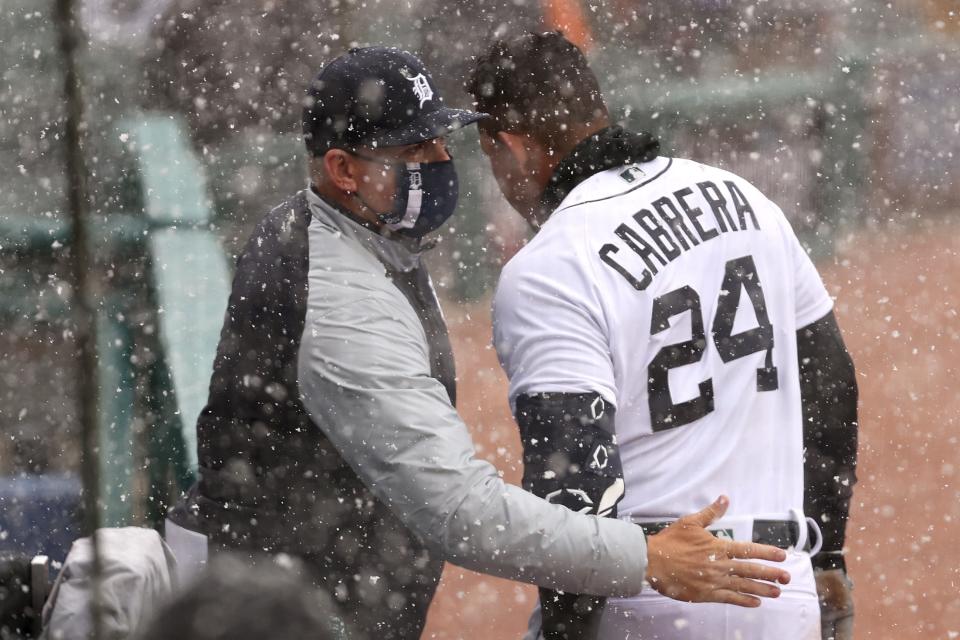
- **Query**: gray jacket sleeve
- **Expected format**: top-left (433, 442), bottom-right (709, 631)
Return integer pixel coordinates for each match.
top-left (297, 293), bottom-right (647, 597)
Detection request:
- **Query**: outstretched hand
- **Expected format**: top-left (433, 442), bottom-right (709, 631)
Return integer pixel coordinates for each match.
top-left (644, 495), bottom-right (791, 608)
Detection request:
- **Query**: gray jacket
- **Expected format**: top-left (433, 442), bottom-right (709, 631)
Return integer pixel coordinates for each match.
top-left (298, 189), bottom-right (648, 591)
top-left (181, 189), bottom-right (647, 637)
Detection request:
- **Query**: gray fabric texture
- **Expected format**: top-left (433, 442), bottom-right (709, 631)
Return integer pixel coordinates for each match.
top-left (297, 195), bottom-right (649, 597)
top-left (40, 527), bottom-right (177, 640)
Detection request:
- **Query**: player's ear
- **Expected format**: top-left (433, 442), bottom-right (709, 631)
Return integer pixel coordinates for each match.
top-left (322, 149), bottom-right (360, 193)
top-left (496, 131), bottom-right (533, 172)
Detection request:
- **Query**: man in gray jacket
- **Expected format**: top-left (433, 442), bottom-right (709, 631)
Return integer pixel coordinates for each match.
top-left (170, 47), bottom-right (790, 638)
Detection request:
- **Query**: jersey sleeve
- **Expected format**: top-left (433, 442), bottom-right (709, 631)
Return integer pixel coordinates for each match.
top-left (495, 226), bottom-right (624, 638)
top-left (781, 213), bottom-right (834, 328)
top-left (493, 240), bottom-right (617, 407)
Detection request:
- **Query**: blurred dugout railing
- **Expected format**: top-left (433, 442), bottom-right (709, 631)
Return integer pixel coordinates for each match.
top-left (613, 31), bottom-right (960, 255)
top-left (619, 64), bottom-right (869, 256)
top-left (0, 113), bottom-right (224, 568)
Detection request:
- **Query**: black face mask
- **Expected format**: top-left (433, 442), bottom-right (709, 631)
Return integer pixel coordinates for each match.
top-left (350, 152), bottom-right (460, 239)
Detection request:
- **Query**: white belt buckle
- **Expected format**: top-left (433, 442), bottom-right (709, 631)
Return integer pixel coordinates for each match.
top-left (789, 508), bottom-right (823, 556)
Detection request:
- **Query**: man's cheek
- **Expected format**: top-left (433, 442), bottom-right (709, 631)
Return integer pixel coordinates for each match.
top-left (500, 159), bottom-right (522, 187)
top-left (494, 172), bottom-right (512, 198)
top-left (372, 172), bottom-right (395, 195)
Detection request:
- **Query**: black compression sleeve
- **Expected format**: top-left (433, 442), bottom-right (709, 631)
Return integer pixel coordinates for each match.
top-left (797, 311), bottom-right (859, 569)
top-left (515, 392), bottom-right (624, 640)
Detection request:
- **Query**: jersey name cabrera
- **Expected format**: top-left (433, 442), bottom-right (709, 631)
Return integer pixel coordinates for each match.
top-left (493, 157), bottom-right (834, 518)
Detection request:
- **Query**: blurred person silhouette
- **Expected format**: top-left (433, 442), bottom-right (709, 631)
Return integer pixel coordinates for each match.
top-left (135, 554), bottom-right (347, 640)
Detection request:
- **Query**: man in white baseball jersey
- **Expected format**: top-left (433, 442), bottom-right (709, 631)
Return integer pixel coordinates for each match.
top-left (468, 32), bottom-right (859, 640)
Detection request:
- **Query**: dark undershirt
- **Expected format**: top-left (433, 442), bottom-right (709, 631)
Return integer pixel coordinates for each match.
top-left (797, 310), bottom-right (859, 570)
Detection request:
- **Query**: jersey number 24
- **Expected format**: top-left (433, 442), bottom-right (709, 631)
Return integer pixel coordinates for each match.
top-left (648, 255), bottom-right (779, 432)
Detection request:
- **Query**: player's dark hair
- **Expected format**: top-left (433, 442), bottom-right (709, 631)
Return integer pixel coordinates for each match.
top-left (467, 31), bottom-right (608, 148)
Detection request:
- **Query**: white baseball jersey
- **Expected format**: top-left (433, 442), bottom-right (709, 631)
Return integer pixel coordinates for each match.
top-left (493, 156), bottom-right (834, 520)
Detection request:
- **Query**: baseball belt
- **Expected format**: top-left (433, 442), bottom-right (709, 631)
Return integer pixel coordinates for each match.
top-left (636, 519), bottom-right (816, 552)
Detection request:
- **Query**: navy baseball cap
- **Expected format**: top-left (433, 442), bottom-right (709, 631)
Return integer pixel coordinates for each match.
top-left (302, 46), bottom-right (487, 155)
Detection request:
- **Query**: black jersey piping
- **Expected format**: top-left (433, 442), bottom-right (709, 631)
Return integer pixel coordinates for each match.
top-left (553, 158), bottom-right (674, 215)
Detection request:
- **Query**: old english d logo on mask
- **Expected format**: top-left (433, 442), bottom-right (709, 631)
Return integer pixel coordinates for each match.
top-left (409, 168), bottom-right (423, 191)
top-left (378, 160), bottom-right (459, 238)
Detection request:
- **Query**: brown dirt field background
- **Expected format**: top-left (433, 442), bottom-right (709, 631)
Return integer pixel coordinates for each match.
top-left (423, 217), bottom-right (960, 639)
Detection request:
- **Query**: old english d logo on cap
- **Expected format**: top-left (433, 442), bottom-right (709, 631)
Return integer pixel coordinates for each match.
top-left (407, 73), bottom-right (433, 108)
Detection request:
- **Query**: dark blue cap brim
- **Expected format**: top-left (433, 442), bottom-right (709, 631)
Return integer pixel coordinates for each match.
top-left (366, 107), bottom-right (489, 148)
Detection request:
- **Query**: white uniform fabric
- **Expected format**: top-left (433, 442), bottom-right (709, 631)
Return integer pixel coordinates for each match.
top-left (494, 156), bottom-right (833, 639)
top-left (598, 551), bottom-right (820, 640)
top-left (41, 527), bottom-right (177, 640)
top-left (164, 518), bottom-right (209, 587)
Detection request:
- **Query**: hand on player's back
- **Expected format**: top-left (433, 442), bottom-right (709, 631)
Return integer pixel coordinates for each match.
top-left (644, 495), bottom-right (791, 608)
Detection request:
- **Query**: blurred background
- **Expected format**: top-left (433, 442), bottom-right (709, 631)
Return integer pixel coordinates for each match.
top-left (0, 0), bottom-right (958, 637)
